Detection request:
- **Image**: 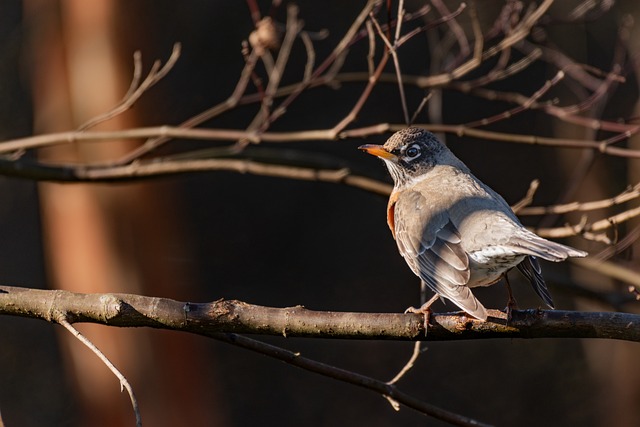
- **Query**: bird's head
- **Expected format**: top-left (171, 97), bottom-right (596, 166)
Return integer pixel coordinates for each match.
top-left (359, 127), bottom-right (449, 188)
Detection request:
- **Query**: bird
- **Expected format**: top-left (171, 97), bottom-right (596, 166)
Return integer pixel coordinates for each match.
top-left (359, 127), bottom-right (587, 321)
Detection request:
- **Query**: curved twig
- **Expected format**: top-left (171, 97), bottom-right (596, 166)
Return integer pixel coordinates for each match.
top-left (215, 333), bottom-right (489, 426)
top-left (77, 43), bottom-right (181, 132)
top-left (55, 314), bottom-right (141, 427)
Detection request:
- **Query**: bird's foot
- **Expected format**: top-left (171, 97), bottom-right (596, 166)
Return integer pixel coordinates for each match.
top-left (405, 301), bottom-right (435, 336)
top-left (504, 297), bottom-right (518, 325)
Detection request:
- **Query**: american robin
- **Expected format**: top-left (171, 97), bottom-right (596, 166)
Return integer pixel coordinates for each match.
top-left (359, 127), bottom-right (587, 321)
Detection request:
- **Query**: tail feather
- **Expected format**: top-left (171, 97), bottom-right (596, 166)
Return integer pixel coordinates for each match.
top-left (508, 233), bottom-right (587, 262)
top-left (516, 256), bottom-right (554, 308)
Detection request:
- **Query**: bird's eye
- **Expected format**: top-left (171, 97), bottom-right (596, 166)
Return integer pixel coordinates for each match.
top-left (405, 145), bottom-right (421, 160)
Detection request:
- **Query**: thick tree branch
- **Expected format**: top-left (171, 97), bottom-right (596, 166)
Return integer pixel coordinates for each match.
top-left (1, 286), bottom-right (638, 342)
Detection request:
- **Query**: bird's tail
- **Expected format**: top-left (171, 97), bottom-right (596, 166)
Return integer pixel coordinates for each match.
top-left (508, 233), bottom-right (587, 262)
top-left (517, 256), bottom-right (554, 308)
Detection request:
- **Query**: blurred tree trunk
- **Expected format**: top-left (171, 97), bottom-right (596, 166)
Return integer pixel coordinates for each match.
top-left (618, 2), bottom-right (640, 427)
top-left (549, 3), bottom-right (640, 425)
top-left (23, 1), bottom-right (228, 425)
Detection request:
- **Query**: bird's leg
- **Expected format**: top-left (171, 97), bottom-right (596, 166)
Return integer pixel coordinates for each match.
top-left (405, 293), bottom-right (440, 335)
top-left (503, 272), bottom-right (517, 324)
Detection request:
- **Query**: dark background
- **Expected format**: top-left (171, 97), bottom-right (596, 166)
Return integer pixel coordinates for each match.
top-left (0, 1), bottom-right (638, 426)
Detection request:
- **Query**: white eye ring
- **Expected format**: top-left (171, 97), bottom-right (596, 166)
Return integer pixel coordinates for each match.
top-left (404, 144), bottom-right (421, 160)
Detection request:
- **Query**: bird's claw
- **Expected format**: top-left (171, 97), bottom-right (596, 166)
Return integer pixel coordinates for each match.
top-left (504, 297), bottom-right (518, 325)
top-left (405, 303), bottom-right (434, 336)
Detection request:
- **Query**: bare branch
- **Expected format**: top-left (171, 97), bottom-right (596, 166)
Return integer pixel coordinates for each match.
top-left (534, 206), bottom-right (640, 239)
top-left (516, 40), bottom-right (609, 93)
top-left (519, 181), bottom-right (640, 215)
top-left (387, 342), bottom-right (424, 386)
top-left (593, 224), bottom-right (640, 261)
top-left (111, 45), bottom-right (262, 166)
top-left (238, 4), bottom-right (303, 148)
top-left (1, 286), bottom-right (638, 342)
top-left (0, 153), bottom-right (393, 196)
top-left (511, 179), bottom-right (540, 214)
top-left (331, 51), bottom-right (390, 135)
top-left (7, 114), bottom-right (640, 161)
top-left (214, 333), bottom-right (489, 427)
top-left (482, 0), bottom-right (554, 61)
top-left (261, 0), bottom-right (382, 135)
top-left (56, 315), bottom-right (141, 427)
top-left (409, 93), bottom-right (432, 125)
top-left (573, 258), bottom-right (640, 295)
top-left (369, 6), bottom-right (410, 124)
top-left (3, 147), bottom-right (634, 245)
top-left (464, 70), bottom-right (565, 128)
top-left (299, 31), bottom-right (316, 83)
top-left (431, 0), bottom-right (470, 61)
top-left (77, 43), bottom-right (182, 132)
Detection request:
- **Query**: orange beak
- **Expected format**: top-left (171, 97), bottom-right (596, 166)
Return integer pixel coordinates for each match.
top-left (358, 144), bottom-right (397, 161)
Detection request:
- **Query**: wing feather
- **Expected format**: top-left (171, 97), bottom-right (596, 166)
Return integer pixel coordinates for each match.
top-left (393, 190), bottom-right (488, 320)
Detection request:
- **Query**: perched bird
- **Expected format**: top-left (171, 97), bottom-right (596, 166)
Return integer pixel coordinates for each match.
top-left (359, 127), bottom-right (587, 321)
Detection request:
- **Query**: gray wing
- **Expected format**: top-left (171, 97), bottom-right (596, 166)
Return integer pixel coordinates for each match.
top-left (393, 190), bottom-right (488, 320)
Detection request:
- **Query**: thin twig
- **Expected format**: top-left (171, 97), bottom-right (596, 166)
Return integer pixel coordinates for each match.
top-left (511, 179), bottom-right (540, 214)
top-left (464, 70), bottom-right (565, 128)
top-left (369, 10), bottom-right (410, 124)
top-left (593, 224), bottom-right (640, 261)
top-left (392, 0), bottom-right (409, 124)
top-left (77, 43), bottom-right (181, 131)
top-left (516, 40), bottom-right (610, 93)
top-left (365, 20), bottom-right (376, 76)
top-left (482, 0), bottom-right (554, 61)
top-left (431, 0), bottom-right (469, 61)
top-left (10, 93), bottom-right (638, 154)
top-left (214, 333), bottom-right (490, 427)
top-left (409, 93), bottom-right (432, 125)
top-left (0, 153), bottom-right (394, 194)
top-left (237, 4), bottom-right (303, 148)
top-left (388, 342), bottom-right (424, 387)
top-left (299, 31), bottom-right (316, 83)
top-left (56, 315), bottom-right (141, 427)
top-left (384, 276), bottom-right (430, 410)
top-left (392, 3), bottom-right (475, 88)
top-left (332, 3), bottom-right (467, 134)
top-left (331, 51), bottom-right (390, 135)
top-left (111, 47), bottom-right (261, 166)
top-left (4, 122), bottom-right (640, 159)
top-left (572, 258), bottom-right (640, 294)
top-left (519, 181), bottom-right (640, 216)
top-left (534, 206), bottom-right (640, 239)
top-left (260, 0), bottom-right (382, 133)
